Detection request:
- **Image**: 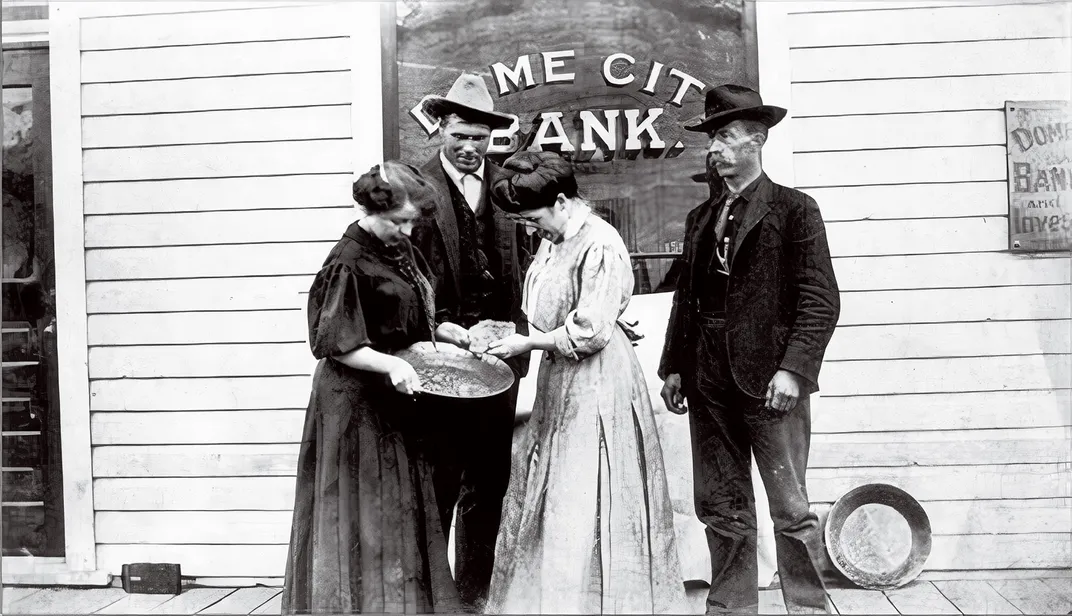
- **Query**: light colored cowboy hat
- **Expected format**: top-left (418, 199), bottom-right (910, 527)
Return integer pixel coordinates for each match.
top-left (422, 73), bottom-right (514, 130)
top-left (684, 84), bottom-right (787, 133)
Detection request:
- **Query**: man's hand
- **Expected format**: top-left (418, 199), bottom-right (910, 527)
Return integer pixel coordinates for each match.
top-left (660, 373), bottom-right (688, 414)
top-left (435, 322), bottom-right (471, 349)
top-left (766, 369), bottom-right (805, 413)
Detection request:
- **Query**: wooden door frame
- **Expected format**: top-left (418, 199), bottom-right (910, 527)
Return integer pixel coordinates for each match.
top-left (0, 4), bottom-right (102, 585)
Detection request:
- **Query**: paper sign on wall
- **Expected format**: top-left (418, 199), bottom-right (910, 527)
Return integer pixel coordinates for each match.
top-left (1005, 101), bottom-right (1072, 252)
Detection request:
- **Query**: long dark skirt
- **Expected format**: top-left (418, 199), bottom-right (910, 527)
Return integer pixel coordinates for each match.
top-left (282, 359), bottom-right (462, 614)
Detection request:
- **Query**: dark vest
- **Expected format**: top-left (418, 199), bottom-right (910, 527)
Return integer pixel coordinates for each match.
top-left (444, 174), bottom-right (503, 328)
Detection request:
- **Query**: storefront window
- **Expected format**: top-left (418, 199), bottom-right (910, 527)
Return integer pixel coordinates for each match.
top-left (392, 0), bottom-right (755, 294)
top-left (3, 48), bottom-right (65, 558)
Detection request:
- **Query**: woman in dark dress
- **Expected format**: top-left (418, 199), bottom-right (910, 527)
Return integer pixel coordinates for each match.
top-left (282, 161), bottom-right (462, 614)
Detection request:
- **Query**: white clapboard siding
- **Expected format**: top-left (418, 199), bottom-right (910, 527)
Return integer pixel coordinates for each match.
top-left (824, 217), bottom-right (1006, 257)
top-left (84, 174), bottom-right (354, 215)
top-left (80, 3), bottom-right (347, 50)
top-left (84, 245), bottom-right (1071, 288)
top-left (813, 389), bottom-right (1072, 433)
top-left (86, 319), bottom-right (1070, 376)
top-left (85, 209), bottom-right (356, 248)
top-left (94, 498), bottom-right (1072, 546)
top-left (88, 343), bottom-right (315, 379)
top-left (93, 535), bottom-right (1072, 577)
top-left (83, 105), bottom-right (352, 148)
top-left (794, 111), bottom-right (1005, 152)
top-left (87, 335), bottom-right (1072, 381)
top-left (95, 511), bottom-right (294, 544)
top-left (86, 276), bottom-right (313, 314)
top-left (93, 444), bottom-right (300, 477)
top-left (82, 71), bottom-right (352, 115)
top-left (838, 285), bottom-right (1072, 326)
top-left (832, 252), bottom-right (1070, 291)
top-left (92, 464), bottom-right (1068, 512)
top-left (820, 354), bottom-right (1072, 396)
top-left (792, 73), bottom-right (1072, 117)
top-left (81, 37), bottom-right (351, 83)
top-left (94, 477), bottom-right (297, 510)
top-left (791, 38), bottom-right (1071, 83)
top-left (919, 498), bottom-right (1072, 536)
top-left (795, 146), bottom-right (1007, 188)
top-left (805, 182), bottom-right (1009, 222)
top-left (85, 242), bottom-right (333, 280)
top-left (807, 463), bottom-right (1069, 502)
top-left (90, 410), bottom-right (307, 445)
top-left (825, 320), bottom-right (1071, 361)
top-left (88, 286), bottom-right (1070, 343)
top-left (87, 209), bottom-right (1007, 255)
top-left (924, 534), bottom-right (1070, 570)
top-left (89, 429), bottom-right (1068, 476)
top-left (810, 427), bottom-right (1070, 467)
top-left (96, 545), bottom-right (288, 578)
top-left (90, 376), bottom-right (313, 411)
top-left (83, 140), bottom-right (352, 182)
top-left (789, 3), bottom-right (1071, 47)
top-left (88, 311), bottom-right (307, 345)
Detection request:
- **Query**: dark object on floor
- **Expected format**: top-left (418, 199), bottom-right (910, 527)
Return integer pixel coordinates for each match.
top-left (825, 483), bottom-right (932, 591)
top-left (120, 563), bottom-right (181, 595)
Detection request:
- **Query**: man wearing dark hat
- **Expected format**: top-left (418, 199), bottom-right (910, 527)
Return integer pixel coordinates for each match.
top-left (658, 84), bottom-right (840, 614)
top-left (410, 72), bottom-right (531, 613)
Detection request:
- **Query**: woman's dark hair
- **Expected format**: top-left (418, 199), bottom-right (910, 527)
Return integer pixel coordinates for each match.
top-left (353, 160), bottom-right (436, 215)
top-left (492, 150), bottom-right (578, 214)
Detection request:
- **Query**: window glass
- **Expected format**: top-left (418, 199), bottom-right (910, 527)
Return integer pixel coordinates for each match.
top-left (394, 0), bottom-right (754, 294)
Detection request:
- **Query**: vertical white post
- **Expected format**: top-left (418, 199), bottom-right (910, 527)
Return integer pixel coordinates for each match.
top-left (49, 1), bottom-right (98, 573)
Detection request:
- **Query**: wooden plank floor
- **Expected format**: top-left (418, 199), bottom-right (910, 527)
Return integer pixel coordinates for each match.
top-left (2, 578), bottom-right (1070, 614)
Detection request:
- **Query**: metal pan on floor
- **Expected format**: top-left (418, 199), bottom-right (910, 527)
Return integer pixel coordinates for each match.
top-left (824, 483), bottom-right (932, 591)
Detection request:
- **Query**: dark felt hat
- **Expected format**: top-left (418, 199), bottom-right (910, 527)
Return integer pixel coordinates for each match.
top-left (684, 84), bottom-right (787, 133)
top-left (422, 73), bottom-right (514, 130)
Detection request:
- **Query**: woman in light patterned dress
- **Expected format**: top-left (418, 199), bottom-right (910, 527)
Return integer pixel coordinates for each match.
top-left (482, 151), bottom-right (687, 615)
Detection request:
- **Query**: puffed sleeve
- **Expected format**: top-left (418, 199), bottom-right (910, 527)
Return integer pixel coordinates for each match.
top-left (550, 241), bottom-right (632, 361)
top-left (306, 262), bottom-right (372, 359)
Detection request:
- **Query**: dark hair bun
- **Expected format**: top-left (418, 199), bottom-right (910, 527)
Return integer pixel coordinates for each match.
top-left (352, 164), bottom-right (396, 213)
top-left (493, 150), bottom-right (578, 214)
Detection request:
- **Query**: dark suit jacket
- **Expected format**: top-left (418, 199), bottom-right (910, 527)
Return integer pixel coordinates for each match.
top-left (658, 174), bottom-right (840, 398)
top-left (411, 154), bottom-right (531, 378)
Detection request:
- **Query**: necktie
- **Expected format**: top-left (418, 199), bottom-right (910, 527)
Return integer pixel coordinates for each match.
top-left (710, 191), bottom-right (737, 274)
top-left (462, 173), bottom-right (482, 212)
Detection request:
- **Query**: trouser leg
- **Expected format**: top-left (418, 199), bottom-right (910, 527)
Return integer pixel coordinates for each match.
top-left (748, 398), bottom-right (829, 614)
top-left (688, 323), bottom-right (761, 614)
top-left (453, 383), bottom-right (518, 610)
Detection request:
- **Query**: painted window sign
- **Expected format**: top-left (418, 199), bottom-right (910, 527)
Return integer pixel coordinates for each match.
top-left (395, 0), bottom-right (753, 293)
top-left (408, 50), bottom-right (704, 160)
top-left (1005, 101), bottom-right (1072, 252)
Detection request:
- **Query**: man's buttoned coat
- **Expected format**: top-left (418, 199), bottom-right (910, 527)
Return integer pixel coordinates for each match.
top-left (658, 174), bottom-right (841, 398)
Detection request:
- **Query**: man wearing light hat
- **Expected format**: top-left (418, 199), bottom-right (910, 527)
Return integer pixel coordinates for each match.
top-left (410, 72), bottom-right (530, 613)
top-left (658, 84), bottom-right (841, 614)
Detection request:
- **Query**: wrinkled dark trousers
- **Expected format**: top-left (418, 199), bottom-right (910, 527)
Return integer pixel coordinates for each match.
top-left (687, 318), bottom-right (829, 614)
top-left (423, 382), bottom-right (518, 612)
